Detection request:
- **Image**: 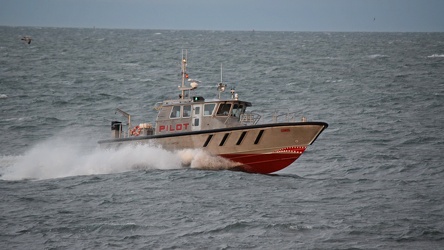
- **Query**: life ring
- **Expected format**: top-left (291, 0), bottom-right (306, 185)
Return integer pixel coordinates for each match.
top-left (130, 126), bottom-right (141, 136)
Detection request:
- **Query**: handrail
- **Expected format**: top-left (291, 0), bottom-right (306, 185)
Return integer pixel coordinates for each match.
top-left (153, 102), bottom-right (163, 111)
top-left (115, 108), bottom-right (131, 137)
top-left (240, 112), bottom-right (261, 125)
top-left (272, 111), bottom-right (298, 123)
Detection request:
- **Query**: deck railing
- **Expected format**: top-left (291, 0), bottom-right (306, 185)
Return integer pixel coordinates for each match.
top-left (272, 111), bottom-right (307, 123)
top-left (240, 112), bottom-right (261, 125)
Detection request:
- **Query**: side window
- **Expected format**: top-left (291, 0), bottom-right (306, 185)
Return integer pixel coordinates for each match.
top-left (216, 103), bottom-right (232, 116)
top-left (194, 106), bottom-right (200, 115)
top-left (232, 103), bottom-right (244, 117)
top-left (183, 105), bottom-right (191, 118)
top-left (170, 106), bottom-right (181, 118)
top-left (204, 103), bottom-right (216, 116)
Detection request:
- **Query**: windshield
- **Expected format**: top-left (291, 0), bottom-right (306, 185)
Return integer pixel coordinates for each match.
top-left (216, 103), bottom-right (232, 116)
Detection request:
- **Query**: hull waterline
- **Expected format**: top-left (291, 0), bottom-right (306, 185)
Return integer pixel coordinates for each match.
top-left (222, 151), bottom-right (304, 174)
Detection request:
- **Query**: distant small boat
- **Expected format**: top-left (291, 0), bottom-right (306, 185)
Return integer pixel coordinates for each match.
top-left (21, 36), bottom-right (32, 44)
top-left (98, 50), bottom-right (328, 174)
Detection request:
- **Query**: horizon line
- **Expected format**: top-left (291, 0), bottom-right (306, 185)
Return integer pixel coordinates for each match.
top-left (1, 24), bottom-right (443, 34)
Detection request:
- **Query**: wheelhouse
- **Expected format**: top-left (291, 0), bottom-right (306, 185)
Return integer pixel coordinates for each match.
top-left (155, 98), bottom-right (252, 135)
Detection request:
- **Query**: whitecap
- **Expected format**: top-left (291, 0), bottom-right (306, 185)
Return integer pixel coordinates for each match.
top-left (427, 54), bottom-right (444, 58)
top-left (121, 63), bottom-right (139, 67)
top-left (0, 94), bottom-right (7, 99)
top-left (1, 117), bottom-right (32, 122)
top-left (367, 54), bottom-right (389, 59)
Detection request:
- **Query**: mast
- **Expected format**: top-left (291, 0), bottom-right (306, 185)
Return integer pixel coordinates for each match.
top-left (217, 63), bottom-right (227, 99)
top-left (178, 49), bottom-right (198, 99)
top-left (180, 49), bottom-right (187, 99)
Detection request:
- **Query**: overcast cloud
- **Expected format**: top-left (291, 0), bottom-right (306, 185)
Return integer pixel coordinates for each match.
top-left (1, 0), bottom-right (443, 32)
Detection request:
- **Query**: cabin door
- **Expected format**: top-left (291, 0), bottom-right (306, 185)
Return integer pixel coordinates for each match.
top-left (192, 104), bottom-right (203, 131)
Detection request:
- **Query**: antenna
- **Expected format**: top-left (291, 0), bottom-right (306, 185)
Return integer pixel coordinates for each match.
top-left (181, 49), bottom-right (187, 98)
top-left (220, 63), bottom-right (223, 83)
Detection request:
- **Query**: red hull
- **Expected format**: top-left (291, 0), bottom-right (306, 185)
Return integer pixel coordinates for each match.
top-left (220, 147), bottom-right (306, 174)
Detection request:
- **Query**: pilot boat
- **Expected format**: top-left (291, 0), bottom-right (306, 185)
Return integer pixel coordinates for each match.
top-left (98, 50), bottom-right (328, 174)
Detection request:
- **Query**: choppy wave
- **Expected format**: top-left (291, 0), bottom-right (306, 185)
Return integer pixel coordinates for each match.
top-left (1, 27), bottom-right (444, 249)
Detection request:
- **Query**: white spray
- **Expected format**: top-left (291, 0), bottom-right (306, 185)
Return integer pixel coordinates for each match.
top-left (0, 136), bottom-right (238, 181)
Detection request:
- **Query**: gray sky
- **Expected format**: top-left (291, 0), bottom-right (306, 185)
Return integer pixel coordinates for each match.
top-left (1, 0), bottom-right (443, 32)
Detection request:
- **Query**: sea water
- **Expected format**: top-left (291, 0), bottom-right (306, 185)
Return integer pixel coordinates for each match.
top-left (0, 27), bottom-right (443, 249)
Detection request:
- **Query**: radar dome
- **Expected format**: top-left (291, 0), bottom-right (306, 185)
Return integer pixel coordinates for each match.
top-left (190, 82), bottom-right (198, 89)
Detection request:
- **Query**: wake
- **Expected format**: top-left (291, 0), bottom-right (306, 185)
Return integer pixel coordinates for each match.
top-left (0, 136), bottom-right (237, 181)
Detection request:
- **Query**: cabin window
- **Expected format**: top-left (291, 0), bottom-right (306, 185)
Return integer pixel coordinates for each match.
top-left (204, 103), bottom-right (216, 116)
top-left (216, 103), bottom-right (232, 116)
top-left (194, 106), bottom-right (200, 115)
top-left (232, 103), bottom-right (244, 117)
top-left (170, 106), bottom-right (181, 118)
top-left (194, 118), bottom-right (199, 126)
top-left (183, 105), bottom-right (191, 118)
